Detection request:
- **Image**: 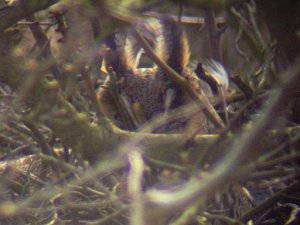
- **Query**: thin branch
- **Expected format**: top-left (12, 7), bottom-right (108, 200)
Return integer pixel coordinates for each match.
top-left (17, 21), bottom-right (55, 26)
top-left (89, 206), bottom-right (129, 225)
top-left (229, 7), bottom-right (262, 58)
top-left (204, 9), bottom-right (222, 61)
top-left (23, 122), bottom-right (52, 156)
top-left (106, 68), bottom-right (137, 130)
top-left (203, 211), bottom-right (245, 225)
top-left (0, 145), bottom-right (34, 161)
top-left (168, 203), bottom-right (200, 225)
top-left (146, 157), bottom-right (187, 172)
top-left (26, 15), bottom-right (65, 84)
top-left (127, 149), bottom-right (145, 225)
top-left (234, 27), bottom-right (250, 62)
top-left (134, 28), bottom-right (225, 129)
top-left (0, 0), bottom-right (58, 32)
top-left (145, 59), bottom-right (300, 209)
top-left (231, 74), bottom-right (254, 99)
top-left (239, 181), bottom-right (300, 223)
top-left (80, 67), bottom-right (103, 118)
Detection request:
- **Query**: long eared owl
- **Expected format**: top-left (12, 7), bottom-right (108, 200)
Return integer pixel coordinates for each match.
top-left (97, 14), bottom-right (225, 134)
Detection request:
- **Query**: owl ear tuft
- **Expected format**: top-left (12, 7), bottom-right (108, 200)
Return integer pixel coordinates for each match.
top-left (136, 14), bottom-right (190, 75)
top-left (104, 30), bottom-right (137, 76)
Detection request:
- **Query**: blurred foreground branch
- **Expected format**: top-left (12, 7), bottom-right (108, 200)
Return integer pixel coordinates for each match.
top-left (145, 58), bottom-right (300, 210)
top-left (0, 0), bottom-right (58, 32)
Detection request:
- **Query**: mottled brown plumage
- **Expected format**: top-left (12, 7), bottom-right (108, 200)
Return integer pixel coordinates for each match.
top-left (97, 15), bottom-right (214, 134)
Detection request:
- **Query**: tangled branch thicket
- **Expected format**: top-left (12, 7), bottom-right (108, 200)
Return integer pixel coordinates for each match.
top-left (0, 0), bottom-right (299, 225)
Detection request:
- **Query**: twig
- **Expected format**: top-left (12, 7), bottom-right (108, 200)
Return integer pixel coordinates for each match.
top-left (134, 28), bottom-right (225, 129)
top-left (204, 9), bottom-right (222, 61)
top-left (0, 144), bottom-right (36, 161)
top-left (217, 84), bottom-right (229, 125)
top-left (239, 181), bottom-right (300, 223)
top-left (192, 94), bottom-right (262, 169)
top-left (146, 157), bottom-right (187, 172)
top-left (246, 0), bottom-right (275, 89)
top-left (88, 206), bottom-right (129, 225)
top-left (173, 15), bottom-right (225, 25)
top-left (229, 7), bottom-right (262, 57)
top-left (229, 2), bottom-right (276, 89)
top-left (106, 68), bottom-right (137, 130)
top-left (0, 133), bottom-right (24, 148)
top-left (0, 0), bottom-right (58, 32)
top-left (51, 10), bottom-right (67, 38)
top-left (168, 203), bottom-right (200, 225)
top-left (80, 67), bottom-right (103, 118)
top-left (17, 21), bottom-right (55, 26)
top-left (231, 74), bottom-right (254, 99)
top-left (257, 151), bottom-right (300, 171)
top-left (38, 152), bottom-right (76, 173)
top-left (127, 149), bottom-right (145, 225)
top-left (247, 1), bottom-right (265, 50)
top-left (234, 27), bottom-right (250, 62)
top-left (203, 211), bottom-right (245, 225)
top-left (26, 15), bottom-right (65, 84)
top-left (147, 11), bottom-right (226, 25)
top-left (247, 168), bottom-right (298, 181)
top-left (23, 122), bottom-right (52, 156)
top-left (237, 130), bottom-right (300, 176)
top-left (145, 59), bottom-right (300, 209)
top-left (7, 121), bottom-right (34, 138)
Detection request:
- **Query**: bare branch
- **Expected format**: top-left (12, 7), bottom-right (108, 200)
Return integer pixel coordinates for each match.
top-left (0, 0), bottom-right (58, 32)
